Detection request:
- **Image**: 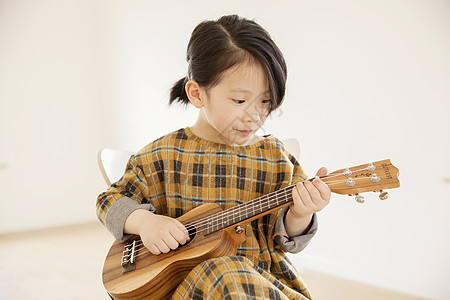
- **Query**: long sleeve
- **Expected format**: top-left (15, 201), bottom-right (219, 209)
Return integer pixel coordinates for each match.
top-left (271, 147), bottom-right (317, 253)
top-left (274, 208), bottom-right (318, 253)
top-left (96, 155), bottom-right (156, 242)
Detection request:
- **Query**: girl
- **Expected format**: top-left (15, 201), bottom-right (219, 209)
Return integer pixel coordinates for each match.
top-left (97, 15), bottom-right (331, 299)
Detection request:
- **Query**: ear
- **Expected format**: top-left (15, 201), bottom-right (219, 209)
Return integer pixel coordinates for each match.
top-left (185, 80), bottom-right (205, 108)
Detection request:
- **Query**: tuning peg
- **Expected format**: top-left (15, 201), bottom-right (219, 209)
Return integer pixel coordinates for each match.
top-left (346, 177), bottom-right (356, 187)
top-left (378, 190), bottom-right (389, 200)
top-left (355, 194), bottom-right (365, 204)
top-left (343, 168), bottom-right (352, 176)
top-left (366, 163), bottom-right (376, 171)
top-left (370, 173), bottom-right (380, 183)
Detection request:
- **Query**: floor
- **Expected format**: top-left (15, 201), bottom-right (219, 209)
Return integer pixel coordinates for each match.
top-left (0, 222), bottom-right (424, 300)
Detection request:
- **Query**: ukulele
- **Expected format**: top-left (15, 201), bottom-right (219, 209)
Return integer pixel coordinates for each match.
top-left (102, 159), bottom-right (400, 299)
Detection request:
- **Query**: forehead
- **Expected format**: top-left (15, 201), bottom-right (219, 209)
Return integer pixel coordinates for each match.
top-left (216, 61), bottom-right (270, 96)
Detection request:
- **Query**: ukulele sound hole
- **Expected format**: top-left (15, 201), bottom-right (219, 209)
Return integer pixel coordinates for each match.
top-left (179, 224), bottom-right (196, 248)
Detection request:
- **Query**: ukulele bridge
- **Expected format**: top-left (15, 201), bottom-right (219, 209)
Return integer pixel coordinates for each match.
top-left (121, 240), bottom-right (137, 273)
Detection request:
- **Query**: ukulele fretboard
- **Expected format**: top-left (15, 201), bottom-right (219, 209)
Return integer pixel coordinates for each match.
top-left (199, 185), bottom-right (295, 235)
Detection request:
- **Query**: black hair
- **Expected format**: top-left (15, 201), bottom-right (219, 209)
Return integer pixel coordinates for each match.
top-left (169, 15), bottom-right (287, 113)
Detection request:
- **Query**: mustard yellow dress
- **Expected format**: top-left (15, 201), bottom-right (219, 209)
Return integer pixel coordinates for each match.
top-left (97, 128), bottom-right (318, 299)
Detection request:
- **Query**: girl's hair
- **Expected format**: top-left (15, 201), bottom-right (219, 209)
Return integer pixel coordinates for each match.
top-left (169, 15), bottom-right (287, 113)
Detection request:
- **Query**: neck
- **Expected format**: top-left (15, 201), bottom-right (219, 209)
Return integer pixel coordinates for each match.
top-left (199, 184), bottom-right (295, 235)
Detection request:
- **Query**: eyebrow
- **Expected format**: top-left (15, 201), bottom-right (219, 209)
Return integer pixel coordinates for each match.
top-left (228, 88), bottom-right (270, 95)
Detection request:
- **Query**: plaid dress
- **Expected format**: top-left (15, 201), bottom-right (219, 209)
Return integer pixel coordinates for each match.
top-left (97, 128), bottom-right (316, 299)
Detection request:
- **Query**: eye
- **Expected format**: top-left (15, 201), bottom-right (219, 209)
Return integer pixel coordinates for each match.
top-left (261, 99), bottom-right (272, 107)
top-left (232, 99), bottom-right (246, 104)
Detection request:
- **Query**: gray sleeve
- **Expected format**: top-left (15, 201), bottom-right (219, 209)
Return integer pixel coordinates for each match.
top-left (104, 196), bottom-right (156, 242)
top-left (274, 207), bottom-right (318, 253)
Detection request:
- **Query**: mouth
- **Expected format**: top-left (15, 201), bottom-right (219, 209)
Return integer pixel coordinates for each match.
top-left (236, 129), bottom-right (254, 136)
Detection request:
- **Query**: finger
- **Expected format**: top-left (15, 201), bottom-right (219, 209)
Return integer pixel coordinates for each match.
top-left (315, 167), bottom-right (328, 178)
top-left (146, 243), bottom-right (161, 255)
top-left (163, 233), bottom-right (181, 250)
top-left (295, 182), bottom-right (316, 209)
top-left (174, 220), bottom-right (191, 241)
top-left (304, 180), bottom-right (323, 204)
top-left (292, 183), bottom-right (307, 210)
top-left (312, 178), bottom-right (331, 202)
top-left (155, 239), bottom-right (171, 254)
top-left (177, 221), bottom-right (189, 241)
top-left (169, 226), bottom-right (188, 245)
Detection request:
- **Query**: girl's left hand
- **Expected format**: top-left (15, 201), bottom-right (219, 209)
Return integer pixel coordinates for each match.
top-left (289, 167), bottom-right (331, 219)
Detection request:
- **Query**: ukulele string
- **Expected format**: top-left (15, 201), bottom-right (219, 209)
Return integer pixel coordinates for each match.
top-left (128, 187), bottom-right (293, 254)
top-left (127, 177), bottom-right (350, 258)
top-left (179, 167), bottom-right (370, 231)
top-left (128, 186), bottom-right (294, 253)
top-left (126, 170), bottom-right (374, 254)
top-left (127, 173), bottom-right (373, 253)
top-left (129, 178), bottom-right (369, 254)
top-left (313, 166), bottom-right (372, 180)
top-left (131, 167), bottom-right (370, 247)
top-left (182, 168), bottom-right (370, 231)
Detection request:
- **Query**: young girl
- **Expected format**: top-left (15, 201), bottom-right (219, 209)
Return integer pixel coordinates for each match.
top-left (97, 15), bottom-right (330, 299)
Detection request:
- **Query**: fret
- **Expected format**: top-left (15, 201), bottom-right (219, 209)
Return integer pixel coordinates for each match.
top-left (212, 216), bottom-right (216, 233)
top-left (210, 219), bottom-right (215, 234)
top-left (204, 184), bottom-right (296, 235)
top-left (265, 195), bottom-right (271, 211)
top-left (236, 207), bottom-right (241, 223)
top-left (216, 215), bottom-right (220, 231)
top-left (203, 222), bottom-right (210, 235)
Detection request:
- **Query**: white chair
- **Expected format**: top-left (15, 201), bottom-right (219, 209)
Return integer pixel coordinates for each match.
top-left (97, 148), bottom-right (134, 186)
top-left (97, 139), bottom-right (300, 186)
top-left (282, 138), bottom-right (300, 161)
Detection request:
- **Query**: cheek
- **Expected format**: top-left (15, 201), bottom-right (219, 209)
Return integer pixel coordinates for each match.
top-left (258, 108), bottom-right (269, 121)
top-left (208, 108), bottom-right (238, 129)
top-left (220, 106), bottom-right (240, 121)
top-left (261, 104), bottom-right (270, 116)
top-left (221, 115), bottom-right (240, 129)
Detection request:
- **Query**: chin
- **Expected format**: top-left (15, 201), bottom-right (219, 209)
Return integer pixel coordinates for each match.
top-left (234, 135), bottom-right (257, 146)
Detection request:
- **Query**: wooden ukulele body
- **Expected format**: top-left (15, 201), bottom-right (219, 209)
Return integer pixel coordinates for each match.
top-left (102, 203), bottom-right (247, 299)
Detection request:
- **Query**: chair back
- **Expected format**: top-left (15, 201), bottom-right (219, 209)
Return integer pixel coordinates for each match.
top-left (282, 138), bottom-right (300, 160)
top-left (97, 148), bottom-right (134, 186)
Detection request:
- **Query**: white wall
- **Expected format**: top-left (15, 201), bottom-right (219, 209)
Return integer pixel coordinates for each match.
top-left (106, 1), bottom-right (450, 299)
top-left (0, 0), bottom-right (118, 231)
top-left (1, 0), bottom-right (449, 299)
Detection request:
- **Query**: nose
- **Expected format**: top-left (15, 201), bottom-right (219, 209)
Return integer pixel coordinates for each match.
top-left (242, 103), bottom-right (261, 123)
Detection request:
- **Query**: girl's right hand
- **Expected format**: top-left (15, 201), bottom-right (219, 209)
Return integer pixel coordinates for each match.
top-left (125, 209), bottom-right (190, 255)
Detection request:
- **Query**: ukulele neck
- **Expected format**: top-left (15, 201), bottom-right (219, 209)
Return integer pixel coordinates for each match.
top-left (202, 185), bottom-right (295, 235)
top-left (193, 159), bottom-right (401, 235)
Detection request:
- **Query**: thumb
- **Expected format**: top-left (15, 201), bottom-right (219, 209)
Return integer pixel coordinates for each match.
top-left (315, 167), bottom-right (328, 177)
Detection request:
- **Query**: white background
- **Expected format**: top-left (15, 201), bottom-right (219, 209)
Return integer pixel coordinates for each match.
top-left (1, 0), bottom-right (449, 298)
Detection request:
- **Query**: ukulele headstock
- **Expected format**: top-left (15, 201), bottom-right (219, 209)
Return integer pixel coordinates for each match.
top-left (322, 159), bottom-right (400, 203)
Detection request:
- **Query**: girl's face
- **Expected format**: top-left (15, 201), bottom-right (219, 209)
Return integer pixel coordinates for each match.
top-left (192, 61), bottom-right (271, 146)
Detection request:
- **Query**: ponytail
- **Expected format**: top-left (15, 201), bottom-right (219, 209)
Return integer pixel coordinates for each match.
top-left (169, 77), bottom-right (189, 105)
